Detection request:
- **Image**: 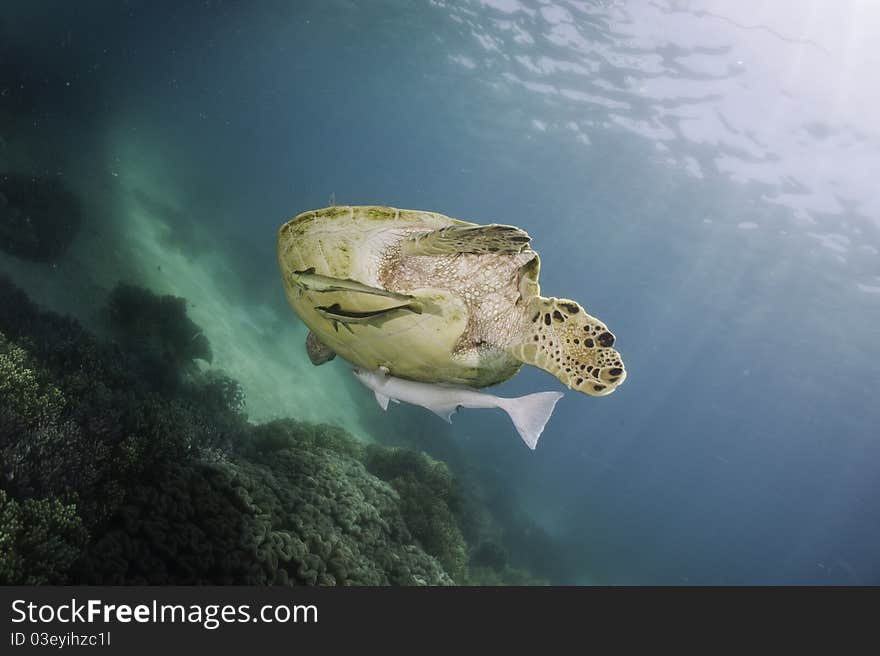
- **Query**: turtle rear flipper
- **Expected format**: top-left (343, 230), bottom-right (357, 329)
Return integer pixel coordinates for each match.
top-left (509, 296), bottom-right (626, 397)
top-left (306, 331), bottom-right (336, 365)
top-left (402, 224), bottom-right (531, 256)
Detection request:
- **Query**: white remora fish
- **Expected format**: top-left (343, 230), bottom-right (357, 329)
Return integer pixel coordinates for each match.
top-left (352, 367), bottom-right (563, 450)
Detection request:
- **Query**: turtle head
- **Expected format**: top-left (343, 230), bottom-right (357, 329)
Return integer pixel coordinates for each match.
top-left (510, 296), bottom-right (626, 397)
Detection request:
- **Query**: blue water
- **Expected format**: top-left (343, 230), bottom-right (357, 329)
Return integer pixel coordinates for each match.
top-left (2, 0), bottom-right (878, 584)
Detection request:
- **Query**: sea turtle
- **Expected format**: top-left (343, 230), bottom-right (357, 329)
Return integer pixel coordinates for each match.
top-left (277, 205), bottom-right (626, 396)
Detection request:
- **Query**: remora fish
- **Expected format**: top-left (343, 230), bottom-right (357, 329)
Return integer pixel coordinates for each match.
top-left (291, 267), bottom-right (416, 304)
top-left (315, 302), bottom-right (421, 333)
top-left (352, 367), bottom-right (563, 450)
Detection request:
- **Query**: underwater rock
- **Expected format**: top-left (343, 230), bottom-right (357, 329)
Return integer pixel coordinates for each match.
top-left (0, 172), bottom-right (82, 261)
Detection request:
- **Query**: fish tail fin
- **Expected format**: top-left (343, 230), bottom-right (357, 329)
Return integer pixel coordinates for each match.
top-left (497, 391), bottom-right (564, 450)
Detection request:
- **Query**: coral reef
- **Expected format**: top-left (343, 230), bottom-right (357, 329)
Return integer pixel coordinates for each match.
top-left (364, 445), bottom-right (468, 580)
top-left (104, 282), bottom-right (213, 391)
top-left (0, 490), bottom-right (87, 585)
top-left (0, 275), bottom-right (549, 585)
top-left (0, 173), bottom-right (82, 261)
top-left (105, 283), bottom-right (213, 363)
top-left (0, 277), bottom-right (232, 525)
top-left (358, 397), bottom-right (566, 583)
top-left (0, 277), bottom-right (457, 585)
top-left (79, 421), bottom-right (453, 585)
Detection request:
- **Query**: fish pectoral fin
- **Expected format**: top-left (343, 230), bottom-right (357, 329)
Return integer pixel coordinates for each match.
top-left (325, 315), bottom-right (354, 334)
top-left (402, 224), bottom-right (532, 256)
top-left (426, 403), bottom-right (460, 423)
top-left (374, 391), bottom-right (391, 411)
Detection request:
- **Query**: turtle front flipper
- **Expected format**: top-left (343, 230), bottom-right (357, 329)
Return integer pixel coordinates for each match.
top-left (402, 224), bottom-right (531, 256)
top-left (509, 296), bottom-right (626, 397)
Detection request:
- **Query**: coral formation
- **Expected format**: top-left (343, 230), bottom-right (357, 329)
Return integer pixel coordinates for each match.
top-left (0, 277), bottom-right (456, 584)
top-left (361, 404), bottom-right (560, 584)
top-left (0, 490), bottom-right (87, 585)
top-left (105, 283), bottom-right (213, 365)
top-left (0, 275), bottom-right (547, 585)
top-left (0, 173), bottom-right (82, 261)
top-left (364, 445), bottom-right (468, 580)
top-left (80, 421), bottom-right (454, 585)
